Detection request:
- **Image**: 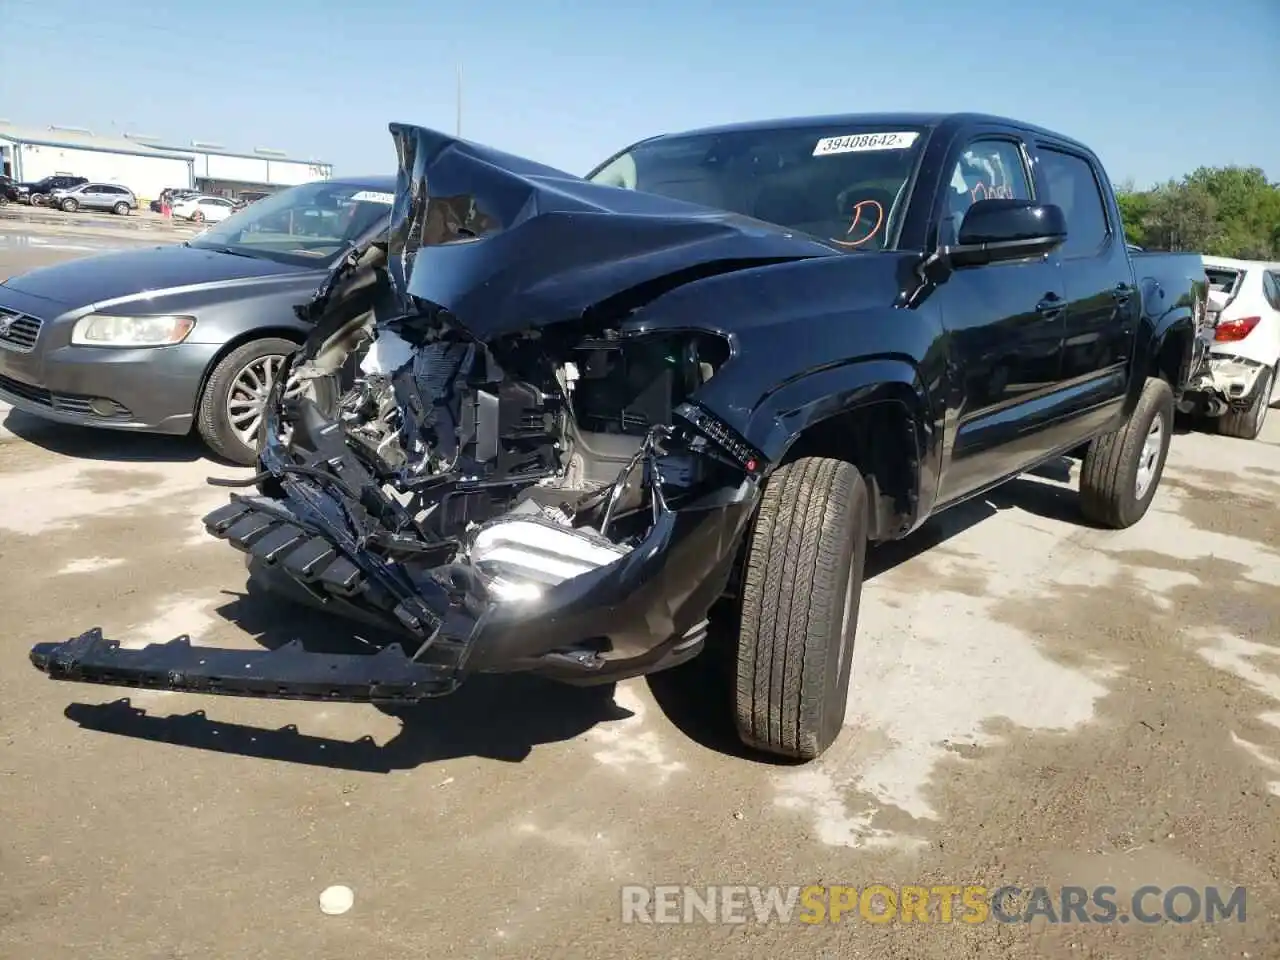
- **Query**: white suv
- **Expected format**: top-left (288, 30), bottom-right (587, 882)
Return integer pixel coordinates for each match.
top-left (1200, 255), bottom-right (1280, 439)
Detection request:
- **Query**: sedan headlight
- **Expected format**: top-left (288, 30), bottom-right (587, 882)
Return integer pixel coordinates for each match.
top-left (70, 313), bottom-right (197, 347)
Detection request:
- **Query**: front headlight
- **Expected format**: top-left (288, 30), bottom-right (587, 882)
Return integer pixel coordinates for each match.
top-left (70, 313), bottom-right (197, 347)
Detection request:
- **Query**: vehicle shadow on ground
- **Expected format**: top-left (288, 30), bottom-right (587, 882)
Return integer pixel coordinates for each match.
top-left (2, 411), bottom-right (233, 465)
top-left (63, 680), bottom-right (633, 773)
top-left (60, 581), bottom-right (634, 772)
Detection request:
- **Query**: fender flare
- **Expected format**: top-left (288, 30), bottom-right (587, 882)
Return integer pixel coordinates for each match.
top-left (1141, 286), bottom-right (1200, 399)
top-left (726, 356), bottom-right (938, 534)
top-left (1151, 315), bottom-right (1196, 390)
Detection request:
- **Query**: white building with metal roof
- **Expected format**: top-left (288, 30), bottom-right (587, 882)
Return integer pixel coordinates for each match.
top-left (0, 122), bottom-right (333, 204)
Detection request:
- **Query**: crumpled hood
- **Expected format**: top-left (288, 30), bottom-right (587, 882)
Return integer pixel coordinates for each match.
top-left (2, 244), bottom-right (314, 312)
top-left (383, 123), bottom-right (842, 338)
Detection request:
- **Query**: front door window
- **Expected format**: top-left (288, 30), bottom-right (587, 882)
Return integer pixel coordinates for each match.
top-left (941, 139), bottom-right (1033, 244)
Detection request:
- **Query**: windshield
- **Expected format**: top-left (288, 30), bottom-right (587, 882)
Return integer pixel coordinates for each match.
top-left (186, 180), bottom-right (395, 268)
top-left (585, 124), bottom-right (926, 251)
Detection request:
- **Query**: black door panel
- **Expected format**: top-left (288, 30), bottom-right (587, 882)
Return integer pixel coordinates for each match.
top-left (1035, 146), bottom-right (1135, 415)
top-left (935, 259), bottom-right (1067, 502)
top-left (932, 134), bottom-right (1067, 505)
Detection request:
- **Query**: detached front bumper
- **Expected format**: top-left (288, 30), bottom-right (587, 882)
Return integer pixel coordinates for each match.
top-left (30, 629), bottom-right (456, 703)
top-left (200, 481), bottom-right (753, 676)
top-left (29, 450), bottom-right (758, 703)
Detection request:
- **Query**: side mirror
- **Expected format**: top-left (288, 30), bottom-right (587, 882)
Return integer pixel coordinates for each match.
top-left (948, 199), bottom-right (1067, 267)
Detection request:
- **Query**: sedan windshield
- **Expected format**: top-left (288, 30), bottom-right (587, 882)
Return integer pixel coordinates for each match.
top-left (585, 124), bottom-right (927, 251)
top-left (186, 180), bottom-right (395, 268)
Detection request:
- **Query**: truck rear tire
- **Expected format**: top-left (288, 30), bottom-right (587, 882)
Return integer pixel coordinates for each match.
top-left (733, 456), bottom-right (868, 761)
top-left (1079, 376), bottom-right (1174, 529)
top-left (1215, 366), bottom-right (1272, 441)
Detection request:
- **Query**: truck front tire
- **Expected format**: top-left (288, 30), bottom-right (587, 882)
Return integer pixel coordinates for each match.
top-left (1079, 376), bottom-right (1174, 529)
top-left (733, 456), bottom-right (868, 761)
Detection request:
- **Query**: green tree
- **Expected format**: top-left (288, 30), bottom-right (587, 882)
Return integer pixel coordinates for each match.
top-left (1114, 164), bottom-right (1280, 259)
top-left (1115, 190), bottom-right (1152, 246)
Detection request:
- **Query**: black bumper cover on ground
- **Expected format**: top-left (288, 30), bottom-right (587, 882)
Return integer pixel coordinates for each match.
top-left (30, 628), bottom-right (457, 703)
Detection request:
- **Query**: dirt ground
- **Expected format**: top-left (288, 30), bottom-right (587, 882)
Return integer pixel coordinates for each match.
top-left (1, 228), bottom-right (1278, 959)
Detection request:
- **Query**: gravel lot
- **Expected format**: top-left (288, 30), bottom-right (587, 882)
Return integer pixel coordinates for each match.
top-left (1, 225), bottom-right (1278, 959)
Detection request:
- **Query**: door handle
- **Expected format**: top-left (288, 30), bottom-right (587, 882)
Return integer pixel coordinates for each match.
top-left (1112, 283), bottom-right (1133, 306)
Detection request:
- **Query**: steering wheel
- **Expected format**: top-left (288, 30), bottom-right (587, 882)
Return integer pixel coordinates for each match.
top-left (830, 187), bottom-right (898, 250)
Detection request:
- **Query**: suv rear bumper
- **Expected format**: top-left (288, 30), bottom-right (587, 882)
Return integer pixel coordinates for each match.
top-left (1180, 353), bottom-right (1272, 415)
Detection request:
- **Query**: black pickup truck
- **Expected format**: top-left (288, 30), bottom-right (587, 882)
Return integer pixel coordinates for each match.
top-left (30, 112), bottom-right (1207, 762)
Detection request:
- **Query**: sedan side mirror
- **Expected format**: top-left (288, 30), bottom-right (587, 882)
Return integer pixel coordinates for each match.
top-left (947, 199), bottom-right (1067, 267)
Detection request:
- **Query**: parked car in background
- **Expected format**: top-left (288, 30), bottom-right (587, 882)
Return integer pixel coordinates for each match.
top-left (50, 182), bottom-right (138, 215)
top-left (150, 187), bottom-right (202, 213)
top-left (171, 194), bottom-right (237, 223)
top-left (0, 174), bottom-right (19, 204)
top-left (0, 176), bottom-right (396, 464)
top-left (1179, 255), bottom-right (1280, 439)
top-left (18, 174), bottom-right (88, 205)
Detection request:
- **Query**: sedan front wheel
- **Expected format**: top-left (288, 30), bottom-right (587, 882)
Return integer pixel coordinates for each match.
top-left (196, 337), bottom-right (334, 466)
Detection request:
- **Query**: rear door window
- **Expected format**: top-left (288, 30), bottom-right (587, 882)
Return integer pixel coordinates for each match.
top-left (1037, 147), bottom-right (1111, 258)
top-left (1263, 271), bottom-right (1280, 310)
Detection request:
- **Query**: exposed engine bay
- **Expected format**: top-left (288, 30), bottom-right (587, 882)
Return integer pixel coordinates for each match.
top-left (283, 298), bottom-right (744, 608)
top-left (205, 244), bottom-right (768, 689)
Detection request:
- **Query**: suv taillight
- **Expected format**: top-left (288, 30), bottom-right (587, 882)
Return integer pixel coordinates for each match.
top-left (1214, 316), bottom-right (1261, 342)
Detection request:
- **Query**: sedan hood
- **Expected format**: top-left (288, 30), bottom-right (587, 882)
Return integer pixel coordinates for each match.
top-left (382, 123), bottom-right (842, 340)
top-left (1, 244), bottom-right (314, 312)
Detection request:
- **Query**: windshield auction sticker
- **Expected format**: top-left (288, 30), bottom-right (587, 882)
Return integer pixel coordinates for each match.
top-left (349, 191), bottom-right (395, 204)
top-left (813, 132), bottom-right (920, 156)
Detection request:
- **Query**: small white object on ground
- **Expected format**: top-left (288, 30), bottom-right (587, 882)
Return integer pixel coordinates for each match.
top-left (319, 885), bottom-right (354, 915)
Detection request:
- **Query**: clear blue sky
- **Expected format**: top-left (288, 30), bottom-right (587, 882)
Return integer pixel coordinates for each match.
top-left (2, 0), bottom-right (1276, 188)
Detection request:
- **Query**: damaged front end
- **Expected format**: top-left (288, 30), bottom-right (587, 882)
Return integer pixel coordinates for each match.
top-left (29, 123), bottom-right (831, 703)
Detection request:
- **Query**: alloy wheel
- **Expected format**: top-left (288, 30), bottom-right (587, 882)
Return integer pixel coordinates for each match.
top-left (225, 354), bottom-right (307, 447)
top-left (1134, 412), bottom-right (1164, 500)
